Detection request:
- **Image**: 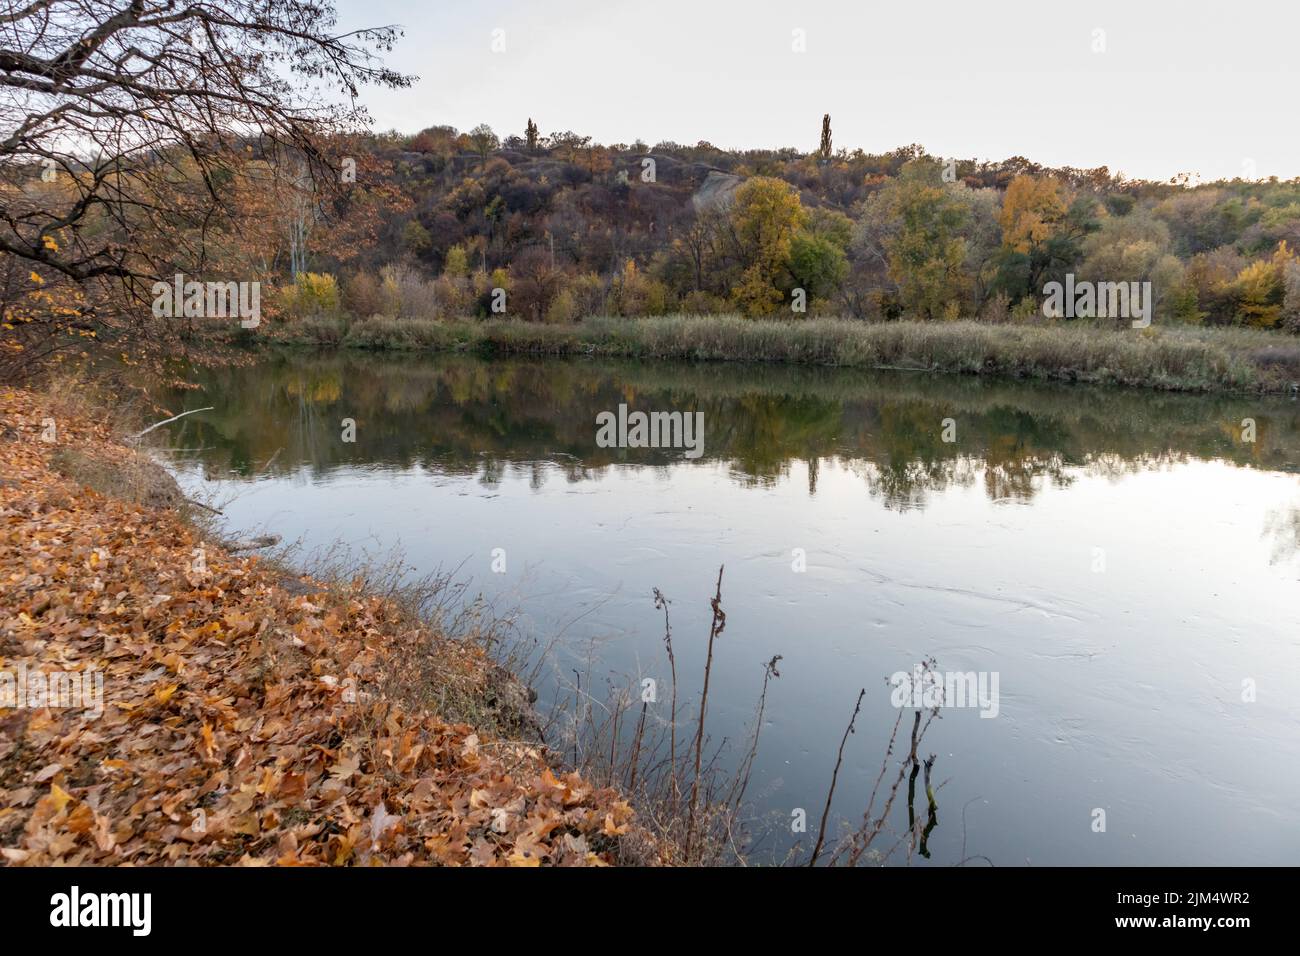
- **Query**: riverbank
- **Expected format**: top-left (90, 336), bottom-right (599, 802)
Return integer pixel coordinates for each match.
top-left (235, 315), bottom-right (1300, 395)
top-left (0, 386), bottom-right (648, 866)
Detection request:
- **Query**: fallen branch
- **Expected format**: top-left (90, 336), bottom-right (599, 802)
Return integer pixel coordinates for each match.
top-left (129, 407), bottom-right (213, 441)
top-left (228, 533), bottom-right (282, 552)
top-left (257, 447), bottom-right (283, 474)
top-left (184, 496), bottom-right (223, 515)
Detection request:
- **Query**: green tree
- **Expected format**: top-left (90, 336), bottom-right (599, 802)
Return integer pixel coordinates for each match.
top-left (806, 207), bottom-right (854, 249)
top-left (790, 233), bottom-right (848, 302)
top-left (402, 219), bottom-right (432, 257)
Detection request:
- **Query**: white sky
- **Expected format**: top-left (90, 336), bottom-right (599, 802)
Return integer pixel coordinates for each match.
top-left (336, 0), bottom-right (1300, 183)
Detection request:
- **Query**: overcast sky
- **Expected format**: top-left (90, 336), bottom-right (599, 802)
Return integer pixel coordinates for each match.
top-left (335, 0), bottom-right (1300, 183)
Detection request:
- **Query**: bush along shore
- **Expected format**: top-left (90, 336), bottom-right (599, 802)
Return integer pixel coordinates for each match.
top-left (222, 314), bottom-right (1300, 395)
top-left (0, 387), bottom-right (654, 866)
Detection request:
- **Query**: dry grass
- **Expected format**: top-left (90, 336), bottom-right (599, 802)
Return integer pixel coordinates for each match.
top-left (542, 566), bottom-right (951, 866)
top-left (466, 316), bottom-right (1300, 393)
top-left (241, 315), bottom-right (1300, 394)
top-left (284, 542), bottom-right (544, 739)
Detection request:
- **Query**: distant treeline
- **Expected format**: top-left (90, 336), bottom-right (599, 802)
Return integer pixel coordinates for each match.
top-left (268, 123), bottom-right (1300, 331)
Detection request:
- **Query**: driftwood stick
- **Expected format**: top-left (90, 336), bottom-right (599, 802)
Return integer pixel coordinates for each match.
top-left (257, 447), bottom-right (283, 474)
top-left (129, 406), bottom-right (213, 441)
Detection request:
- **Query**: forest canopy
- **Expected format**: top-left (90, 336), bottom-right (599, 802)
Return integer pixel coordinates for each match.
top-left (4, 3), bottom-right (1300, 384)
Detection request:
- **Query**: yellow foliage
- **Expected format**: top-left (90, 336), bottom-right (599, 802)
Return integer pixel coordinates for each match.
top-left (1221, 243), bottom-right (1296, 328)
top-left (999, 175), bottom-right (1067, 254)
top-left (728, 176), bottom-right (807, 317)
top-left (280, 272), bottom-right (340, 320)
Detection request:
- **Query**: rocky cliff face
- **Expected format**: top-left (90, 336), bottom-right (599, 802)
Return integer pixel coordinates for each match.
top-left (691, 169), bottom-right (742, 213)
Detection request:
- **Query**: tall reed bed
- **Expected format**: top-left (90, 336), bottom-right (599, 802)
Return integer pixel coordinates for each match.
top-left (282, 314), bottom-right (1300, 393)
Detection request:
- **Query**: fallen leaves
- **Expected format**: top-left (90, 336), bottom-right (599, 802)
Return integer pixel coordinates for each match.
top-left (0, 387), bottom-right (649, 866)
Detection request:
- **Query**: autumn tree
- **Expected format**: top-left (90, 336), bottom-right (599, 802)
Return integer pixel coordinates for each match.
top-left (444, 244), bottom-right (471, 278)
top-left (402, 220), bottom-right (433, 258)
top-left (1078, 208), bottom-right (1184, 321)
top-left (546, 130), bottom-right (593, 165)
top-left (1283, 259), bottom-right (1300, 333)
top-left (949, 184), bottom-right (1004, 312)
top-left (1222, 242), bottom-right (1297, 327)
top-left (662, 206), bottom-right (729, 297)
top-left (994, 174), bottom-right (1096, 299)
top-left (858, 161), bottom-right (969, 319)
top-left (728, 177), bottom-right (808, 316)
top-left (510, 246), bottom-right (564, 321)
top-left (226, 144), bottom-right (410, 285)
top-left (0, 0), bottom-right (412, 378)
top-left (468, 124), bottom-right (500, 168)
top-left (999, 175), bottom-right (1069, 256)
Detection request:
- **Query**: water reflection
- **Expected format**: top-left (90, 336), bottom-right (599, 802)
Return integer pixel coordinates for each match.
top-left (159, 350), bottom-right (1300, 512)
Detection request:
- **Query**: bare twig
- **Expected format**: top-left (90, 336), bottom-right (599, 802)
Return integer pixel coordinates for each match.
top-left (809, 687), bottom-right (865, 866)
top-left (652, 587), bottom-right (678, 800)
top-left (728, 654), bottom-right (782, 812)
top-left (685, 564), bottom-right (725, 859)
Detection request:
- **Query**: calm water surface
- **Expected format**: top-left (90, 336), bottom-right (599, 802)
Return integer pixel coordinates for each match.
top-left (155, 350), bottom-right (1300, 865)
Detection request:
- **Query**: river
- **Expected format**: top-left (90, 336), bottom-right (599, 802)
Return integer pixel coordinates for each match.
top-left (153, 349), bottom-right (1300, 865)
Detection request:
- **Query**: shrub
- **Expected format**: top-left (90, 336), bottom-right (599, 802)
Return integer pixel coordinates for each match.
top-left (402, 220), bottom-right (432, 257)
top-left (511, 247), bottom-right (564, 321)
top-left (1164, 277), bottom-right (1205, 325)
top-left (434, 275), bottom-right (472, 318)
top-left (472, 267), bottom-right (511, 317)
top-left (568, 272), bottom-right (609, 319)
top-left (612, 260), bottom-right (672, 317)
top-left (379, 263), bottom-right (438, 321)
top-left (978, 291), bottom-right (1013, 324)
top-left (678, 289), bottom-right (731, 316)
top-left (545, 288), bottom-right (578, 323)
top-left (296, 314), bottom-right (348, 346)
top-left (342, 269), bottom-right (384, 318)
top-left (279, 272), bottom-right (340, 321)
